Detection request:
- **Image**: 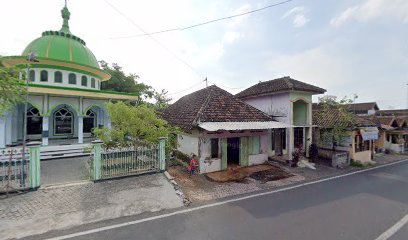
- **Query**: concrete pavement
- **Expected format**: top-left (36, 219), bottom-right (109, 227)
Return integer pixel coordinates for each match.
top-left (31, 159), bottom-right (408, 240)
top-left (0, 173), bottom-right (183, 240)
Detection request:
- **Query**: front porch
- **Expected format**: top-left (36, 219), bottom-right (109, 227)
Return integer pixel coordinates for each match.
top-left (0, 99), bottom-right (110, 148)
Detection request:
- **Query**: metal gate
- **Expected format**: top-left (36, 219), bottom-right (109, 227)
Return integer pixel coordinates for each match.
top-left (91, 138), bottom-right (166, 181)
top-left (100, 146), bottom-right (160, 179)
top-left (0, 148), bottom-right (29, 193)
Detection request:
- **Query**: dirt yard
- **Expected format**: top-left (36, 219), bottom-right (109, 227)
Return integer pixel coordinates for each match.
top-left (167, 160), bottom-right (303, 202)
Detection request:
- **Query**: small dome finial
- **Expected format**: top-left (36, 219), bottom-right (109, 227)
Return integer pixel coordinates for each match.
top-left (60, 0), bottom-right (71, 33)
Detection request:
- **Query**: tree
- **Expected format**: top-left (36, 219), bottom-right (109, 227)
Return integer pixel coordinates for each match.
top-left (153, 89), bottom-right (172, 110)
top-left (93, 102), bottom-right (179, 149)
top-left (99, 61), bottom-right (154, 102)
top-left (0, 66), bottom-right (26, 115)
top-left (315, 95), bottom-right (355, 151)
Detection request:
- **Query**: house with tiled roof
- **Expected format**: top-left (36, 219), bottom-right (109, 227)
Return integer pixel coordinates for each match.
top-left (236, 76), bottom-right (326, 159)
top-left (162, 85), bottom-right (290, 173)
top-left (347, 102), bottom-right (379, 115)
top-left (312, 103), bottom-right (378, 163)
top-left (375, 110), bottom-right (408, 153)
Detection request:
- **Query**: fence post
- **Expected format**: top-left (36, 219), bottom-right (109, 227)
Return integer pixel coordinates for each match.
top-left (92, 140), bottom-right (103, 181)
top-left (159, 137), bottom-right (166, 171)
top-left (28, 142), bottom-right (41, 189)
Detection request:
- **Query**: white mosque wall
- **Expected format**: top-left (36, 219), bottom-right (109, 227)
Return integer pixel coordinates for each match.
top-left (29, 68), bottom-right (101, 91)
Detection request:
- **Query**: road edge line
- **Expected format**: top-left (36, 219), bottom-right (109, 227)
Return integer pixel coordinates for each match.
top-left (374, 214), bottom-right (408, 240)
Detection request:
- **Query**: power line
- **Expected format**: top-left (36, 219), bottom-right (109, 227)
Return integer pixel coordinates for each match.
top-left (110, 0), bottom-right (295, 39)
top-left (103, 0), bottom-right (203, 79)
top-left (168, 80), bottom-right (205, 96)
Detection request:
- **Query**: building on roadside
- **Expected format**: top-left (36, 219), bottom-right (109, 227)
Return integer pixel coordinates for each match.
top-left (312, 104), bottom-right (379, 163)
top-left (235, 76), bottom-right (326, 158)
top-left (0, 4), bottom-right (138, 148)
top-left (162, 85), bottom-right (291, 173)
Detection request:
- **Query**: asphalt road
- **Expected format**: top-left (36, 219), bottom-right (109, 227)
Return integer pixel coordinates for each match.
top-left (37, 159), bottom-right (408, 240)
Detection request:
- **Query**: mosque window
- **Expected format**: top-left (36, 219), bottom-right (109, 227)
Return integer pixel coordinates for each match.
top-left (68, 73), bottom-right (77, 84)
top-left (29, 70), bottom-right (36, 82)
top-left (91, 78), bottom-right (95, 88)
top-left (81, 76), bottom-right (88, 86)
top-left (54, 71), bottom-right (63, 83)
top-left (40, 70), bottom-right (48, 82)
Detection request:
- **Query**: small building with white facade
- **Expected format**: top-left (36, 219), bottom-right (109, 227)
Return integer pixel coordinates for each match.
top-left (0, 4), bottom-right (138, 149)
top-left (162, 85), bottom-right (290, 173)
top-left (235, 77), bottom-right (327, 158)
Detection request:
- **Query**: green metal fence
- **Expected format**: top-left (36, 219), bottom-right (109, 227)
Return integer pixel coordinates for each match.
top-left (91, 138), bottom-right (166, 181)
top-left (0, 144), bottom-right (41, 193)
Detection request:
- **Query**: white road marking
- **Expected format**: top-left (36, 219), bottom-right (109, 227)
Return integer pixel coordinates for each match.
top-left (374, 214), bottom-right (408, 240)
top-left (46, 158), bottom-right (408, 240)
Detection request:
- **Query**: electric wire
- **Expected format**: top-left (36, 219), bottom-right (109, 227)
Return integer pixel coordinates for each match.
top-left (103, 0), bottom-right (204, 80)
top-left (110, 0), bottom-right (295, 39)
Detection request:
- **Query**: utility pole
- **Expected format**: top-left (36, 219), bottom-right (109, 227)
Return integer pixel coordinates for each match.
top-left (353, 93), bottom-right (358, 114)
top-left (204, 77), bottom-right (208, 87)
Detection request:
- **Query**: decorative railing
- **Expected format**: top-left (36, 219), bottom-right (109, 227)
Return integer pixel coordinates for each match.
top-left (91, 138), bottom-right (166, 181)
top-left (0, 148), bottom-right (29, 193)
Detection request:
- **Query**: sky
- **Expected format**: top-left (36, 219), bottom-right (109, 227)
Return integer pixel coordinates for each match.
top-left (0, 0), bottom-right (407, 109)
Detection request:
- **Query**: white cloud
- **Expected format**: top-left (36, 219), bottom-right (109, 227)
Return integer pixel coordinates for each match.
top-left (293, 15), bottom-right (309, 28)
top-left (228, 4), bottom-right (252, 28)
top-left (331, 0), bottom-right (408, 26)
top-left (282, 6), bottom-right (310, 28)
top-left (267, 45), bottom-right (349, 90)
top-left (222, 31), bottom-right (241, 44)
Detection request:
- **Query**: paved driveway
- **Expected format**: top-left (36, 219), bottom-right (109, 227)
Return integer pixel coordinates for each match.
top-left (0, 173), bottom-right (183, 240)
top-left (41, 157), bottom-right (90, 185)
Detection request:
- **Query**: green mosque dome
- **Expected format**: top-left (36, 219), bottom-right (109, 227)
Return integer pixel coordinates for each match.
top-left (22, 5), bottom-right (99, 69)
top-left (1, 3), bottom-right (110, 81)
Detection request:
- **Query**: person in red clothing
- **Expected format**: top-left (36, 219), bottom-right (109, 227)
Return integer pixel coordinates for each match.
top-left (189, 154), bottom-right (199, 175)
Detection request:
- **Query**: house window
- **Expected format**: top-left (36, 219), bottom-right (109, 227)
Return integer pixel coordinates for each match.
top-left (294, 127), bottom-right (304, 148)
top-left (27, 107), bottom-right (42, 135)
top-left (210, 138), bottom-right (219, 158)
top-left (281, 128), bottom-right (286, 149)
top-left (54, 107), bottom-right (74, 135)
top-left (355, 135), bottom-right (370, 152)
top-left (54, 71), bottom-right (63, 83)
top-left (68, 73), bottom-right (76, 84)
top-left (83, 109), bottom-right (96, 133)
top-left (91, 78), bottom-right (96, 88)
top-left (271, 130), bottom-right (275, 151)
top-left (40, 70), bottom-right (48, 82)
top-left (81, 76), bottom-right (88, 86)
top-left (29, 70), bottom-right (35, 82)
top-left (251, 136), bottom-right (261, 154)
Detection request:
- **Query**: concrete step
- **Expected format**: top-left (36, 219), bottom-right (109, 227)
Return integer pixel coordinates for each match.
top-left (41, 152), bottom-right (91, 160)
top-left (40, 144), bottom-right (92, 160)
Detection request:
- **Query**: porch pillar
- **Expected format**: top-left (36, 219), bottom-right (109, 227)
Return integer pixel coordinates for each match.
top-left (287, 127), bottom-right (293, 161)
top-left (0, 116), bottom-right (6, 148)
top-left (17, 105), bottom-right (23, 142)
top-left (42, 116), bottom-right (49, 146)
top-left (78, 116), bottom-right (84, 144)
top-left (11, 110), bottom-right (18, 144)
top-left (6, 112), bottom-right (12, 146)
top-left (221, 138), bottom-right (228, 170)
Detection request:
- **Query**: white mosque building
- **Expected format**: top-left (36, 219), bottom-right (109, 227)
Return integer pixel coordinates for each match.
top-left (0, 4), bottom-right (138, 148)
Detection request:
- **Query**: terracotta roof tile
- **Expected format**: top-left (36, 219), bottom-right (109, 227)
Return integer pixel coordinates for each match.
top-left (162, 85), bottom-right (272, 132)
top-left (312, 104), bottom-right (376, 128)
top-left (236, 76), bottom-right (326, 99)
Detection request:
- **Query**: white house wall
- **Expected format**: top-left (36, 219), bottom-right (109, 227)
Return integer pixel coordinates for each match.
top-left (177, 134), bottom-right (199, 156)
top-left (244, 93), bottom-right (290, 124)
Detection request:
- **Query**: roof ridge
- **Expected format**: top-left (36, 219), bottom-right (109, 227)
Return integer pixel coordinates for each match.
top-left (193, 87), bottom-right (213, 127)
